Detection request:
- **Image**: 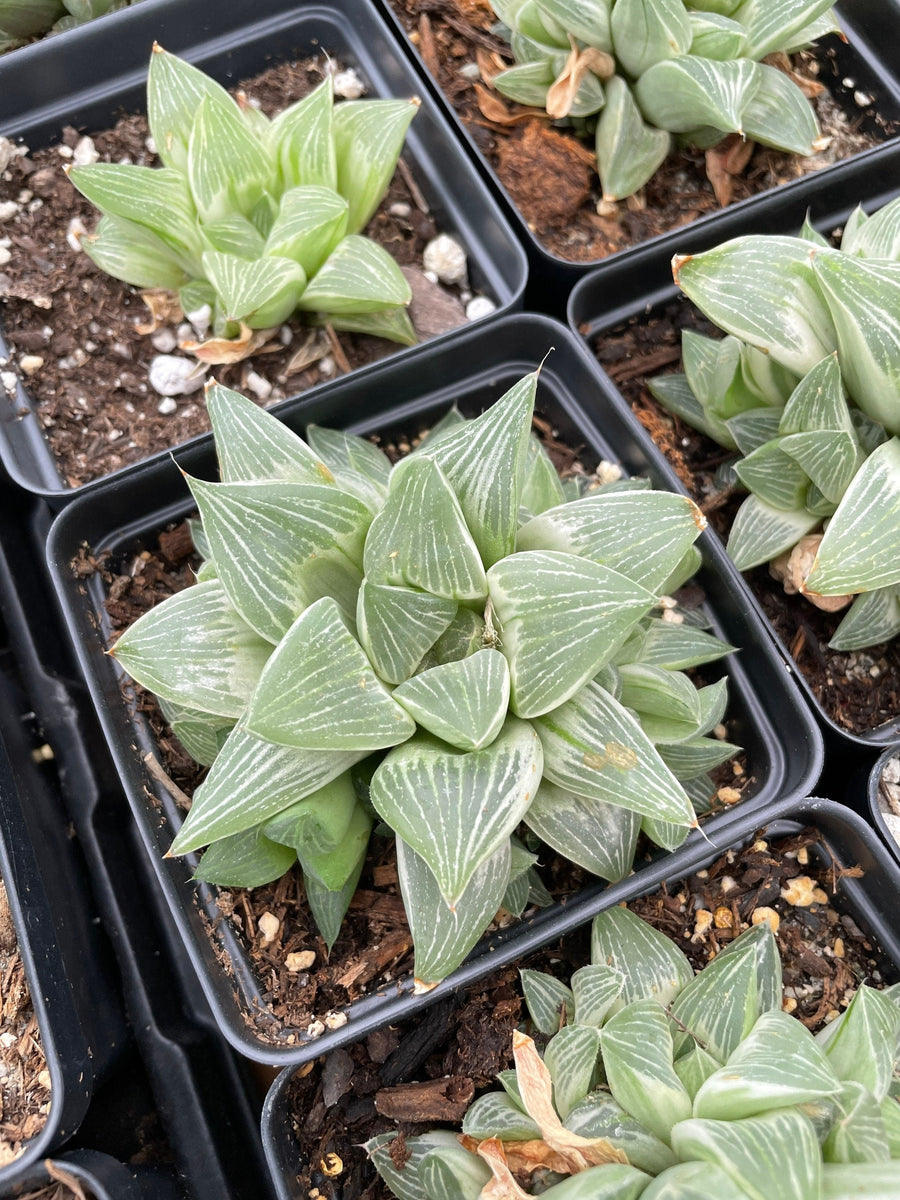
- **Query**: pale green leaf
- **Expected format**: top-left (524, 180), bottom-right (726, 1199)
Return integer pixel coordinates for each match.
top-left (80, 215), bottom-right (190, 290)
top-left (187, 93), bottom-right (273, 222)
top-left (602, 999), bottom-right (693, 1143)
top-left (823, 1081), bottom-right (891, 1164)
top-left (648, 371), bottom-right (736, 450)
top-left (635, 56), bottom-right (760, 135)
top-left (565, 1092), bottom-right (678, 1175)
top-left (535, 0), bottom-right (613, 47)
top-left (733, 0), bottom-right (837, 57)
top-left (524, 779), bottom-right (640, 881)
top-left (726, 492), bottom-right (820, 570)
top-left (735, 438), bottom-right (811, 510)
top-left (270, 76), bottom-right (337, 192)
top-left (727, 409), bottom-right (783, 455)
top-left (638, 1161), bottom-right (757, 1200)
top-left (313, 305), bottom-right (417, 346)
top-left (830, 586), bottom-right (900, 651)
top-left (0, 0), bottom-right (64, 39)
top-left (147, 45), bottom-right (233, 172)
top-left (545, 1024), bottom-right (602, 1119)
top-left (295, 234), bottom-right (411, 314)
top-left (157, 696), bottom-right (234, 767)
top-left (264, 185), bottom-right (349, 277)
top-left (538, 1164), bottom-right (651, 1199)
top-left (306, 423), bottom-right (391, 488)
top-left (689, 11), bottom-right (746, 58)
top-left (636, 620), bottom-right (735, 669)
top-left (618, 662), bottom-right (701, 725)
top-left (816, 984), bottom-right (900, 1100)
top-left (356, 581), bottom-right (456, 685)
top-left (822, 1161), bottom-right (900, 1199)
top-left (840, 196), bottom-right (900, 262)
top-left (201, 250), bottom-right (306, 327)
top-left (674, 1044), bottom-right (721, 1099)
top-left (590, 906), bottom-right (693, 1012)
top-left (332, 98), bottom-right (419, 233)
top-left (200, 213), bottom-right (266, 259)
top-left (594, 75), bottom-right (671, 202)
top-left (493, 59), bottom-right (554, 108)
top-left (393, 649), bottom-right (510, 750)
top-left (742, 62), bottom-right (820, 154)
top-left (262, 770), bottom-right (356, 857)
top-left (193, 824), bottom-right (296, 887)
top-left (419, 1145), bottom-right (491, 1200)
top-left (462, 1090), bottom-right (542, 1141)
top-left (430, 608), bottom-right (484, 666)
top-left (521, 968), bottom-right (575, 1034)
top-left (367, 1130), bottom-right (462, 1200)
top-left (610, 0), bottom-right (692, 77)
top-left (519, 434), bottom-right (567, 516)
top-left (571, 964), bottom-right (625, 1028)
top-left (304, 843), bottom-right (366, 952)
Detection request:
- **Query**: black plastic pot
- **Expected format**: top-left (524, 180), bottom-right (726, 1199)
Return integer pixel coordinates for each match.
top-left (0, 0), bottom-right (527, 505)
top-left (868, 745), bottom-right (900, 870)
top-left (47, 312), bottom-right (824, 1068)
top-left (260, 795), bottom-right (900, 1200)
top-left (376, 0), bottom-right (900, 313)
top-left (44, 1149), bottom-right (179, 1199)
top-left (0, 0), bottom-right (157, 71)
top-left (567, 168), bottom-right (900, 760)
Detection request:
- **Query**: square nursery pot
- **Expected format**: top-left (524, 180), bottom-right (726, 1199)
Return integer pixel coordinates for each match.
top-left (567, 160), bottom-right (900, 759)
top-left (375, 0), bottom-right (900, 312)
top-left (0, 0), bottom-right (527, 505)
top-left (259, 795), bottom-right (900, 1200)
top-left (868, 744), bottom-right (900, 870)
top-left (46, 312), bottom-right (824, 1068)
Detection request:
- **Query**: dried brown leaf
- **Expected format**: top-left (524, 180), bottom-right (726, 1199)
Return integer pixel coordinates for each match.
top-left (181, 324), bottom-right (279, 364)
top-left (136, 288), bottom-right (183, 335)
top-left (546, 41), bottom-right (613, 119)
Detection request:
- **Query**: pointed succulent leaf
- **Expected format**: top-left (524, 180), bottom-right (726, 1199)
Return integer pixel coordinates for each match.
top-left (830, 586), bottom-right (900, 652)
top-left (635, 56), bottom-right (760, 135)
top-left (264, 185), bottom-right (349, 276)
top-left (332, 97), bottom-right (419, 233)
top-left (245, 597), bottom-right (415, 750)
top-left (602, 999), bottom-right (693, 1143)
top-left (506, 0), bottom-right (569, 45)
top-left (641, 812), bottom-right (691, 851)
top-left (840, 195), bottom-right (900, 262)
top-left (742, 63), bottom-right (820, 154)
top-left (617, 662), bottom-right (702, 725)
top-left (881, 1095), bottom-right (900, 1155)
top-left (594, 75), bottom-right (671, 202)
top-left (565, 1093), bottom-right (678, 1175)
top-left (610, 0), bottom-right (692, 78)
top-left (493, 59), bottom-right (555, 107)
top-left (571, 964), bottom-right (625, 1028)
top-left (200, 213), bottom-right (266, 258)
top-left (590, 906), bottom-right (693, 1012)
top-left (187, 476), bottom-right (369, 641)
top-left (726, 493), bottom-right (820, 570)
top-left (370, 717), bottom-right (542, 908)
top-left (201, 251), bottom-right (306, 327)
top-left (111, 579), bottom-right (271, 717)
top-left (147, 45), bottom-right (234, 172)
top-left (778, 352), bottom-right (851, 433)
top-left (462, 1090), bottom-right (542, 1141)
top-left (539, 1165), bottom-right (651, 1198)
top-left (357, 581), bottom-right (456, 685)
top-left (535, 0), bottom-right (613, 47)
top-left (193, 824), bottom-right (297, 888)
top-left (534, 679), bottom-right (697, 826)
top-left (521, 969), bottom-right (575, 1034)
top-left (545, 1024), bottom-right (602, 1119)
top-left (419, 1145), bottom-right (492, 1200)
top-left (488, 552), bottom-right (656, 718)
top-left (430, 608), bottom-right (485, 665)
top-left (0, 0), bottom-right (65, 40)
top-left (270, 76), bottom-right (337, 191)
top-left (313, 305), bottom-right (417, 346)
top-left (157, 697), bottom-right (235, 767)
top-left (733, 0), bottom-right (837, 57)
top-left (648, 372), bottom-right (736, 449)
top-left (638, 1161), bottom-right (759, 1200)
top-left (306, 423), bottom-right (391, 488)
top-left (823, 1081), bottom-right (891, 1164)
top-left (367, 1130), bottom-right (462, 1200)
top-left (734, 438), bottom-right (811, 510)
top-left (524, 779), bottom-right (641, 881)
top-left (805, 439), bottom-right (900, 594)
top-left (396, 836), bottom-right (511, 988)
top-left (188, 93), bottom-right (273, 222)
top-left (295, 234), bottom-right (411, 314)
top-left (393, 649), bottom-right (510, 750)
top-left (688, 11), bottom-right (747, 58)
top-left (637, 620), bottom-right (735, 670)
top-left (304, 850), bottom-right (366, 953)
top-left (816, 983), bottom-right (900, 1100)
top-left (779, 430), bottom-right (862, 505)
top-left (170, 725), bottom-right (367, 854)
top-left (363, 456), bottom-right (487, 601)
top-left (519, 434), bottom-right (567, 516)
top-left (80, 215), bottom-right (190, 290)
top-left (262, 770), bottom-right (357, 857)
top-left (674, 1044), bottom-right (721, 1099)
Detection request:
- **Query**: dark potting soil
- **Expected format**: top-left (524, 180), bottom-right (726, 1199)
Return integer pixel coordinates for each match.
top-left (285, 825), bottom-right (895, 1200)
top-left (386, 0), bottom-right (893, 264)
top-left (591, 304), bottom-right (900, 737)
top-left (0, 56), bottom-right (472, 488)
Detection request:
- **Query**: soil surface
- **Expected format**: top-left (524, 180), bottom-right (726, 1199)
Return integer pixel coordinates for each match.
top-left (386, 0), bottom-right (895, 263)
top-left (591, 304), bottom-right (900, 737)
top-left (285, 824), bottom-right (895, 1199)
top-left (0, 56), bottom-right (474, 489)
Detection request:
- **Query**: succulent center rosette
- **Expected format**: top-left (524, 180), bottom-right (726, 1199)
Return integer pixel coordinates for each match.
top-left (110, 373), bottom-right (737, 987)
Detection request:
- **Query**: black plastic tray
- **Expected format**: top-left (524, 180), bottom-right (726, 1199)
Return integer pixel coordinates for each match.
top-left (47, 311), bottom-right (824, 1067)
top-left (0, 0), bottom-right (527, 504)
top-left (261, 795), bottom-right (900, 1200)
top-left (868, 744), bottom-right (900, 870)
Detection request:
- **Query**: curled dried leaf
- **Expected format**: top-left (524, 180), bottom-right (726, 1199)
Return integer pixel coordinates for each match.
top-left (137, 288), bottom-right (184, 334)
top-left (475, 1138), bottom-right (533, 1200)
top-left (474, 84), bottom-right (549, 126)
top-left (546, 40), bottom-right (614, 120)
top-left (771, 534), bottom-right (853, 612)
top-left (181, 324), bottom-right (280, 364)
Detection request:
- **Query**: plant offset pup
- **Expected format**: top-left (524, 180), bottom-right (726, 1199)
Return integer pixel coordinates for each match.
top-left (110, 373), bottom-right (736, 987)
top-left (649, 196), bottom-right (900, 652)
top-left (370, 908), bottom-right (900, 1198)
top-left (486, 0), bottom-right (835, 203)
top-left (67, 46), bottom-right (419, 353)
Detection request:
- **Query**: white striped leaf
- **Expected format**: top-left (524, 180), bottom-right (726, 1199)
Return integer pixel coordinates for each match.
top-left (671, 1109), bottom-right (822, 1200)
top-left (823, 1081), bottom-right (891, 1164)
top-left (727, 411), bottom-right (783, 455)
top-left (571, 965), bottom-right (625, 1028)
top-left (493, 60), bottom-right (555, 108)
top-left (688, 0), bottom-right (742, 11)
top-left (81, 215), bottom-right (190, 290)
top-left (393, 649), bottom-right (510, 750)
top-left (262, 770), bottom-right (356, 856)
top-left (533, 1164), bottom-right (651, 1198)
top-left (545, 1024), bottom-right (603, 1119)
top-left (673, 237), bottom-right (836, 376)
top-left (734, 0), bottom-right (837, 57)
top-left (590, 907), bottom-right (693, 1012)
top-left (816, 983), bottom-right (900, 1100)
top-left (187, 94), bottom-right (273, 223)
top-left (419, 1146), bottom-right (492, 1200)
top-left (516, 490), bottom-right (705, 593)
top-left (505, 0), bottom-right (569, 45)
top-left (520, 434), bottom-right (567, 516)
top-left (674, 1044), bottom-right (721, 1099)
top-left (312, 305), bottom-right (416, 346)
top-left (638, 1161), bottom-right (757, 1200)
top-left (524, 779), bottom-right (640, 881)
top-left (206, 382), bottom-right (335, 486)
top-left (297, 802), bottom-right (371, 892)
top-left (304, 850), bottom-right (365, 952)
top-left (648, 372), bottom-right (735, 447)
top-left (270, 76), bottom-right (337, 192)
top-left (111, 579), bottom-right (271, 718)
top-left (536, 0), bottom-right (613, 46)
top-left (822, 1161), bottom-right (900, 1199)
top-left (332, 98), bottom-right (419, 233)
top-left (502, 837), bottom-right (539, 918)
top-left (169, 726), bottom-right (367, 854)
top-left (881, 1096), bottom-right (900, 1155)
top-left (295, 234), bottom-right (411, 314)
top-left (489, 552), bottom-right (656, 718)
top-left (810, 255), bottom-right (900, 434)
top-left (363, 457), bottom-right (487, 601)
top-left (264, 185), bottom-right (349, 277)
top-left (423, 373), bottom-right (537, 567)
top-left (521, 969), bottom-right (575, 1034)
top-left (742, 62), bottom-right (819, 154)
top-left (610, 0), bottom-right (692, 78)
top-left (830, 586), bottom-right (900, 652)
top-left (594, 75), bottom-right (672, 202)
top-left (367, 1130), bottom-right (462, 1200)
top-left (370, 716), bottom-right (542, 907)
top-left (779, 354), bottom-right (850, 435)
top-left (430, 609), bottom-right (484, 666)
top-left (245, 597), bottom-right (415, 750)
top-left (601, 999), bottom-right (693, 1143)
top-left (641, 812), bottom-right (691, 851)
top-left (157, 696), bottom-right (234, 767)
top-left (617, 662), bottom-right (701, 725)
top-left (734, 438), bottom-right (810, 510)
top-left (726, 493), bottom-right (820, 570)
top-left (462, 1090), bottom-right (542, 1141)
top-left (805, 439), bottom-right (900, 594)
top-left (201, 251), bottom-right (306, 327)
top-left (780, 430), bottom-right (862, 505)
top-left (356, 581), bottom-right (456, 685)
top-left (533, 680), bottom-right (697, 826)
top-left (637, 621), bottom-right (735, 670)
top-left (689, 11), bottom-right (746, 58)
top-left (634, 56), bottom-right (760, 135)
top-left (565, 1094), bottom-right (678, 1175)
top-left (841, 196), bottom-right (900, 262)
top-left (306, 424), bottom-right (391, 487)
top-left (187, 477), bottom-right (370, 641)
top-left (694, 1009), bottom-right (841, 1119)
top-left (200, 213), bottom-right (266, 258)
top-left (147, 46), bottom-right (233, 172)
top-left (193, 824), bottom-right (297, 887)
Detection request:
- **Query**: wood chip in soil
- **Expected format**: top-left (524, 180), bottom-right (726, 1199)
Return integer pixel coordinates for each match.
top-left (386, 0), bottom-right (895, 263)
top-left (0, 57), bottom-right (473, 489)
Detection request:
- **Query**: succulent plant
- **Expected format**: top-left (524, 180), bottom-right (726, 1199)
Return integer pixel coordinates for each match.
top-left (67, 46), bottom-right (419, 356)
top-left (369, 907), bottom-right (900, 1198)
top-left (109, 371), bottom-right (737, 987)
top-left (486, 0), bottom-right (837, 203)
top-left (648, 195), bottom-right (900, 651)
top-left (0, 0), bottom-right (136, 52)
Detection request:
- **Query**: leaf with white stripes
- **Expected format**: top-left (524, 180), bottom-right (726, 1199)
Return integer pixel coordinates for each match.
top-left (521, 969), bottom-right (575, 1034)
top-left (419, 1145), bottom-right (492, 1200)
top-left (201, 250), bottom-right (306, 327)
top-left (533, 679), bottom-right (697, 827)
top-left (674, 1044), bottom-right (721, 1100)
top-left (841, 195), bottom-right (900, 262)
top-left (295, 234), bottom-right (411, 315)
top-left (462, 1090), bottom-right (542, 1141)
top-left (742, 62), bottom-right (820, 154)
top-left (370, 717), bottom-right (541, 908)
top-left (805, 439), bottom-right (900, 595)
top-left (610, 0), bottom-right (692, 78)
top-left (822, 1161), bottom-right (900, 1199)
top-left (590, 906), bottom-right (693, 1012)
top-left (332, 97), bottom-right (420, 233)
top-left (536, 0), bottom-right (614, 47)
top-left (823, 1081), bottom-right (891, 1164)
top-left (728, 409), bottom-right (783, 455)
top-left (393, 649), bottom-right (510, 750)
top-left (80, 215), bottom-right (190, 290)
top-left (245, 597), bottom-right (415, 751)
top-left (520, 431), bottom-right (568, 516)
top-left (673, 236), bottom-right (836, 376)
top-left (565, 1093), bottom-right (679, 1176)
top-left (830, 586), bottom-right (900, 652)
top-left (524, 779), bottom-right (641, 881)
top-left (689, 11), bottom-right (747, 57)
top-left (169, 724), bottom-right (367, 854)
top-left (594, 75), bottom-right (672, 202)
top-left (264, 185), bottom-right (349, 277)
top-left (306, 423), bottom-right (392, 489)
top-left (517, 490), bottom-right (705, 593)
top-left (262, 769), bottom-right (359, 857)
top-left (734, 0), bottom-right (837, 57)
top-left (618, 662), bottom-right (702, 726)
top-left (488, 551), bottom-right (656, 718)
top-left (157, 696), bottom-right (234, 767)
top-left (649, 371), bottom-right (736, 449)
top-left (545, 1024), bottom-right (602, 1119)
top-left (635, 620), bottom-right (735, 671)
top-left (601, 999), bottom-right (693, 1143)
top-left (726, 493), bottom-right (820, 570)
top-left (147, 45), bottom-right (234, 172)
top-left (571, 964), bottom-right (625, 1028)
top-left (111, 579), bottom-right (271, 718)
top-left (396, 835), bottom-right (511, 988)
top-left (367, 1130), bottom-right (462, 1200)
top-left (188, 94), bottom-right (273, 222)
top-left (816, 983), bottom-right (900, 1100)
top-left (356, 581), bottom-right (456, 685)
top-left (492, 59), bottom-right (555, 108)
top-left (635, 56), bottom-right (760, 135)
top-left (271, 77), bottom-right (337, 192)
top-left (638, 1161), bottom-right (757, 1200)
top-left (193, 824), bottom-right (297, 888)
top-left (187, 477), bottom-right (370, 641)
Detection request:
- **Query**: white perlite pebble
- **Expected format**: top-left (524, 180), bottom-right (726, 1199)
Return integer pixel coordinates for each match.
top-left (57, 144), bottom-right (74, 160)
top-left (0, 201), bottom-right (18, 222)
top-left (20, 355), bottom-right (43, 376)
top-left (0, 138), bottom-right (19, 174)
top-left (324, 1012), bottom-right (348, 1031)
top-left (157, 397), bottom-right (178, 415)
top-left (332, 68), bottom-right (366, 99)
top-left (73, 136), bottom-right (99, 166)
top-left (388, 202), bottom-right (411, 219)
top-left (0, 246), bottom-right (9, 267)
top-left (186, 304), bottom-right (212, 339)
top-left (67, 216), bottom-right (88, 252)
top-left (145, 135), bottom-right (157, 156)
top-left (0, 371), bottom-right (17, 393)
top-left (423, 234), bottom-right (467, 285)
top-left (318, 355), bottom-right (336, 378)
top-left (258, 911), bottom-right (280, 946)
top-left (149, 355), bottom-right (207, 397)
top-left (151, 328), bottom-right (178, 353)
top-left (465, 296), bottom-right (497, 321)
top-left (245, 370), bottom-right (272, 401)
